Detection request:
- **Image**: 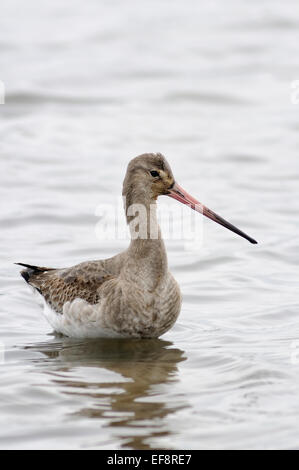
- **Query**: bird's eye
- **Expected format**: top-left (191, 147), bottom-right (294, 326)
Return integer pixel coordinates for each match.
top-left (150, 170), bottom-right (159, 178)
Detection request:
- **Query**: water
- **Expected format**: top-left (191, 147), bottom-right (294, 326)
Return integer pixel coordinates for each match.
top-left (1, 0), bottom-right (299, 450)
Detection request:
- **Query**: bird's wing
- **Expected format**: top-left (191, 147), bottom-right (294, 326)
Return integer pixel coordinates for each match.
top-left (17, 259), bottom-right (120, 314)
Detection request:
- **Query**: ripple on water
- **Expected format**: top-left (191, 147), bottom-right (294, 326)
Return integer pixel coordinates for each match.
top-left (1, 0), bottom-right (299, 450)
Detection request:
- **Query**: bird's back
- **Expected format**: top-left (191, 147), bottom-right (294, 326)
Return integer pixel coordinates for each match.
top-left (16, 253), bottom-right (127, 314)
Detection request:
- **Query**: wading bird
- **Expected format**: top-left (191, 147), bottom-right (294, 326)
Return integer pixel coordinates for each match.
top-left (17, 153), bottom-right (257, 338)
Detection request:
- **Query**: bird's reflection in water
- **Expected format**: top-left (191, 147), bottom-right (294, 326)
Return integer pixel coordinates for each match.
top-left (28, 336), bottom-right (187, 449)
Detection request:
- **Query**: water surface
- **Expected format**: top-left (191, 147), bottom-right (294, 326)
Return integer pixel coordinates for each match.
top-left (1, 0), bottom-right (299, 449)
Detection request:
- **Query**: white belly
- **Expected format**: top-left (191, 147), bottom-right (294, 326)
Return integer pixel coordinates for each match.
top-left (37, 271), bottom-right (181, 339)
top-left (42, 298), bottom-right (125, 339)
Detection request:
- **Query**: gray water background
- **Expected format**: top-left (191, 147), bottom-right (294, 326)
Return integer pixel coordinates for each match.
top-left (0, 0), bottom-right (299, 449)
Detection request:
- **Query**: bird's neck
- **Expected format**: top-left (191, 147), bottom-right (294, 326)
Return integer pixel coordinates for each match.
top-left (123, 190), bottom-right (168, 291)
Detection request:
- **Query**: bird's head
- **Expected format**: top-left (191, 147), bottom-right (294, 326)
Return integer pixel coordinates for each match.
top-left (123, 152), bottom-right (175, 200)
top-left (123, 152), bottom-right (257, 244)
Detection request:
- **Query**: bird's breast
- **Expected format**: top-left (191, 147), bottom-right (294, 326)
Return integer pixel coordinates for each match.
top-left (100, 272), bottom-right (182, 338)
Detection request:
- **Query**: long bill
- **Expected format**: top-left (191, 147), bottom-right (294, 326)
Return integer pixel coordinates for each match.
top-left (167, 183), bottom-right (257, 244)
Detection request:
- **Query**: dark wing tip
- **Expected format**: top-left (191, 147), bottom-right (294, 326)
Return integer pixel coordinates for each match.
top-left (15, 263), bottom-right (50, 285)
top-left (15, 262), bottom-right (55, 271)
top-left (20, 270), bottom-right (30, 283)
top-left (15, 263), bottom-right (37, 284)
top-left (15, 262), bottom-right (39, 270)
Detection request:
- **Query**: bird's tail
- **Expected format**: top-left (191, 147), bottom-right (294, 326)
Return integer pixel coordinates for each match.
top-left (15, 263), bottom-right (53, 284)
